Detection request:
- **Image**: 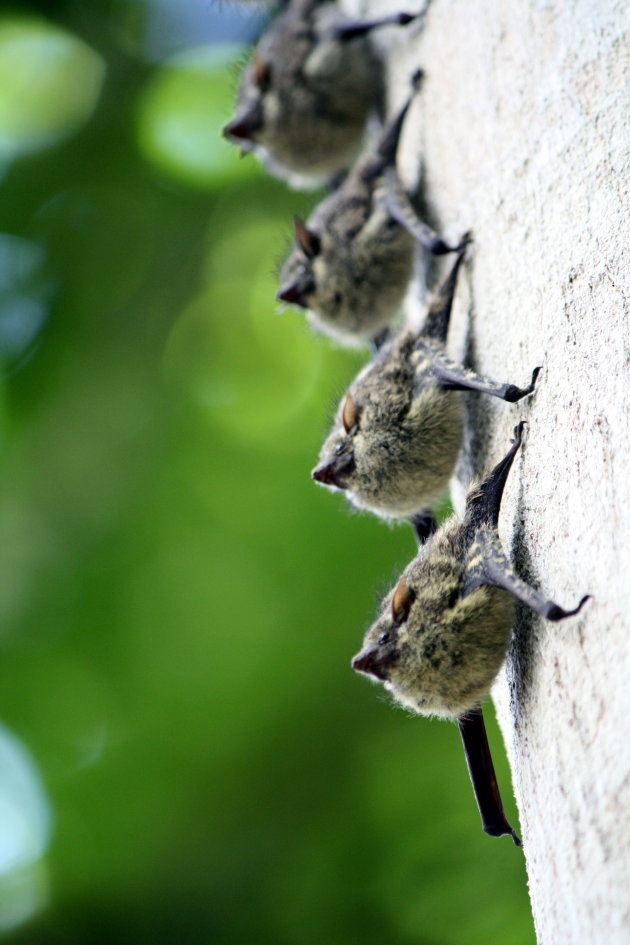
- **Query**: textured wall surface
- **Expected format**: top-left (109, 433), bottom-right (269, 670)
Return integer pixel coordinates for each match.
top-left (354, 0), bottom-right (630, 941)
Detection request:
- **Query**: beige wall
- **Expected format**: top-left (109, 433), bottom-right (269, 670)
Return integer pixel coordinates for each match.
top-left (355, 1), bottom-right (630, 941)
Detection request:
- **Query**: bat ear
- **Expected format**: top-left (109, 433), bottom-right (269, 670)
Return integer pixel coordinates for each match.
top-left (391, 576), bottom-right (415, 624)
top-left (293, 216), bottom-right (321, 258)
top-left (252, 52), bottom-right (272, 91)
top-left (342, 392), bottom-right (361, 433)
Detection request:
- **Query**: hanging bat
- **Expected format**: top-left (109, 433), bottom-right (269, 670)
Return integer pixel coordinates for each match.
top-left (352, 422), bottom-right (589, 841)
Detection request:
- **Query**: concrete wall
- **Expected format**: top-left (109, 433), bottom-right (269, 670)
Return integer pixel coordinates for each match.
top-left (358, 1), bottom-right (630, 941)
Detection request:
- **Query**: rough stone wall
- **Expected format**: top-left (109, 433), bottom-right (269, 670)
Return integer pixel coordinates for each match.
top-left (354, 0), bottom-right (630, 941)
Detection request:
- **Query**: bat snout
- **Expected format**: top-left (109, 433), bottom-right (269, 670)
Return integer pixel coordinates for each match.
top-left (222, 106), bottom-right (262, 143)
top-left (352, 649), bottom-right (387, 681)
top-left (312, 449), bottom-right (356, 489)
top-left (277, 282), bottom-right (305, 306)
top-left (312, 462), bottom-right (343, 487)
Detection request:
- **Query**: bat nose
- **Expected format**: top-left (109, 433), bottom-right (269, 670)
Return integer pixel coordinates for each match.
top-left (276, 282), bottom-right (302, 305)
top-left (352, 650), bottom-right (385, 680)
top-left (222, 106), bottom-right (262, 142)
top-left (312, 463), bottom-right (344, 488)
top-left (222, 118), bottom-right (250, 141)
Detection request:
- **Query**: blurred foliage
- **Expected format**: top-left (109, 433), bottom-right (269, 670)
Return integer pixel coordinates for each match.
top-left (0, 16), bottom-right (105, 162)
top-left (0, 1), bottom-right (534, 943)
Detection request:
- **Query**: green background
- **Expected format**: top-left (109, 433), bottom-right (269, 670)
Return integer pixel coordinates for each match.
top-left (0, 1), bottom-right (534, 942)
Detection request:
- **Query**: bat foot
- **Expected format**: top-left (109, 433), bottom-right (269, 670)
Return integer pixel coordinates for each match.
top-left (428, 237), bottom-right (453, 255)
top-left (456, 230), bottom-right (473, 251)
top-left (546, 594), bottom-right (591, 621)
top-left (511, 420), bottom-right (527, 446)
top-left (410, 67), bottom-right (425, 89)
top-left (503, 367), bottom-right (541, 402)
top-left (483, 821), bottom-right (522, 846)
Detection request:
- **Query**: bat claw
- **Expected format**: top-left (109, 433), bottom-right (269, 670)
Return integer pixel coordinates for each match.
top-left (512, 420), bottom-right (527, 445)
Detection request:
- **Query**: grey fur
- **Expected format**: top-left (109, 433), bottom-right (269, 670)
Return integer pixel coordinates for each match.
top-left (311, 253), bottom-right (539, 519)
top-left (277, 75), bottom-right (451, 344)
top-left (224, 0), bottom-right (389, 189)
top-left (352, 424), bottom-right (589, 718)
top-left (355, 518), bottom-right (516, 717)
top-left (314, 329), bottom-right (464, 515)
top-left (279, 174), bottom-right (415, 343)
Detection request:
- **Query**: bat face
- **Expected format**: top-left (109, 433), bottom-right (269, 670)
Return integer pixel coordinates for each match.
top-left (312, 334), bottom-right (465, 517)
top-left (275, 66), bottom-right (429, 340)
top-left (312, 390), bottom-right (361, 491)
top-left (223, 53), bottom-right (268, 150)
top-left (352, 527), bottom-right (516, 719)
top-left (312, 391), bottom-right (425, 515)
top-left (352, 563), bottom-right (449, 714)
top-left (279, 226), bottom-right (373, 344)
top-left (277, 172), bottom-right (416, 342)
top-left (223, 2), bottom-right (378, 187)
top-left (277, 217), bottom-right (319, 311)
top-left (351, 575), bottom-right (415, 682)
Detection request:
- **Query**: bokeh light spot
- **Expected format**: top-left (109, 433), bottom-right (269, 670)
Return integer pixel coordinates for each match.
top-left (0, 17), bottom-right (105, 161)
top-left (137, 44), bottom-right (261, 189)
top-left (164, 207), bottom-right (325, 442)
top-left (0, 234), bottom-right (50, 362)
top-left (0, 726), bottom-right (51, 932)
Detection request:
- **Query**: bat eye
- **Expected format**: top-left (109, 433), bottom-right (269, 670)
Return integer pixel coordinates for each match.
top-left (391, 577), bottom-right (415, 624)
top-left (253, 52), bottom-right (272, 91)
top-left (342, 392), bottom-right (360, 433)
top-left (378, 631), bottom-right (390, 645)
top-left (293, 216), bottom-right (321, 258)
